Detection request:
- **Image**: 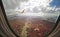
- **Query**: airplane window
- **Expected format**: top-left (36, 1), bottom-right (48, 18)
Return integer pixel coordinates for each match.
top-left (2, 0), bottom-right (60, 37)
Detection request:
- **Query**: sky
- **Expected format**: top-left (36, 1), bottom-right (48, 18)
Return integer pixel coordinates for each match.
top-left (2, 0), bottom-right (60, 16)
top-left (2, 0), bottom-right (60, 23)
top-left (50, 0), bottom-right (60, 7)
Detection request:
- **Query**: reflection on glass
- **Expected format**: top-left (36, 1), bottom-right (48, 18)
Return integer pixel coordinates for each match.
top-left (2, 0), bottom-right (60, 37)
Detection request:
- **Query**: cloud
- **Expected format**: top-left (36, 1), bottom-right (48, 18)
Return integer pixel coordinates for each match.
top-left (2, 0), bottom-right (60, 15)
top-left (19, 0), bottom-right (52, 12)
top-left (2, 0), bottom-right (60, 23)
top-left (16, 0), bottom-right (57, 14)
top-left (2, 0), bottom-right (29, 9)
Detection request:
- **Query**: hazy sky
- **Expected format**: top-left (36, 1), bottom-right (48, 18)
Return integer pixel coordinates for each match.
top-left (2, 0), bottom-right (60, 23)
top-left (2, 0), bottom-right (60, 16)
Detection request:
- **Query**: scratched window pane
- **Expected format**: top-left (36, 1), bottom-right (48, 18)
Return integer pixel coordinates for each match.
top-left (2, 0), bottom-right (60, 37)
